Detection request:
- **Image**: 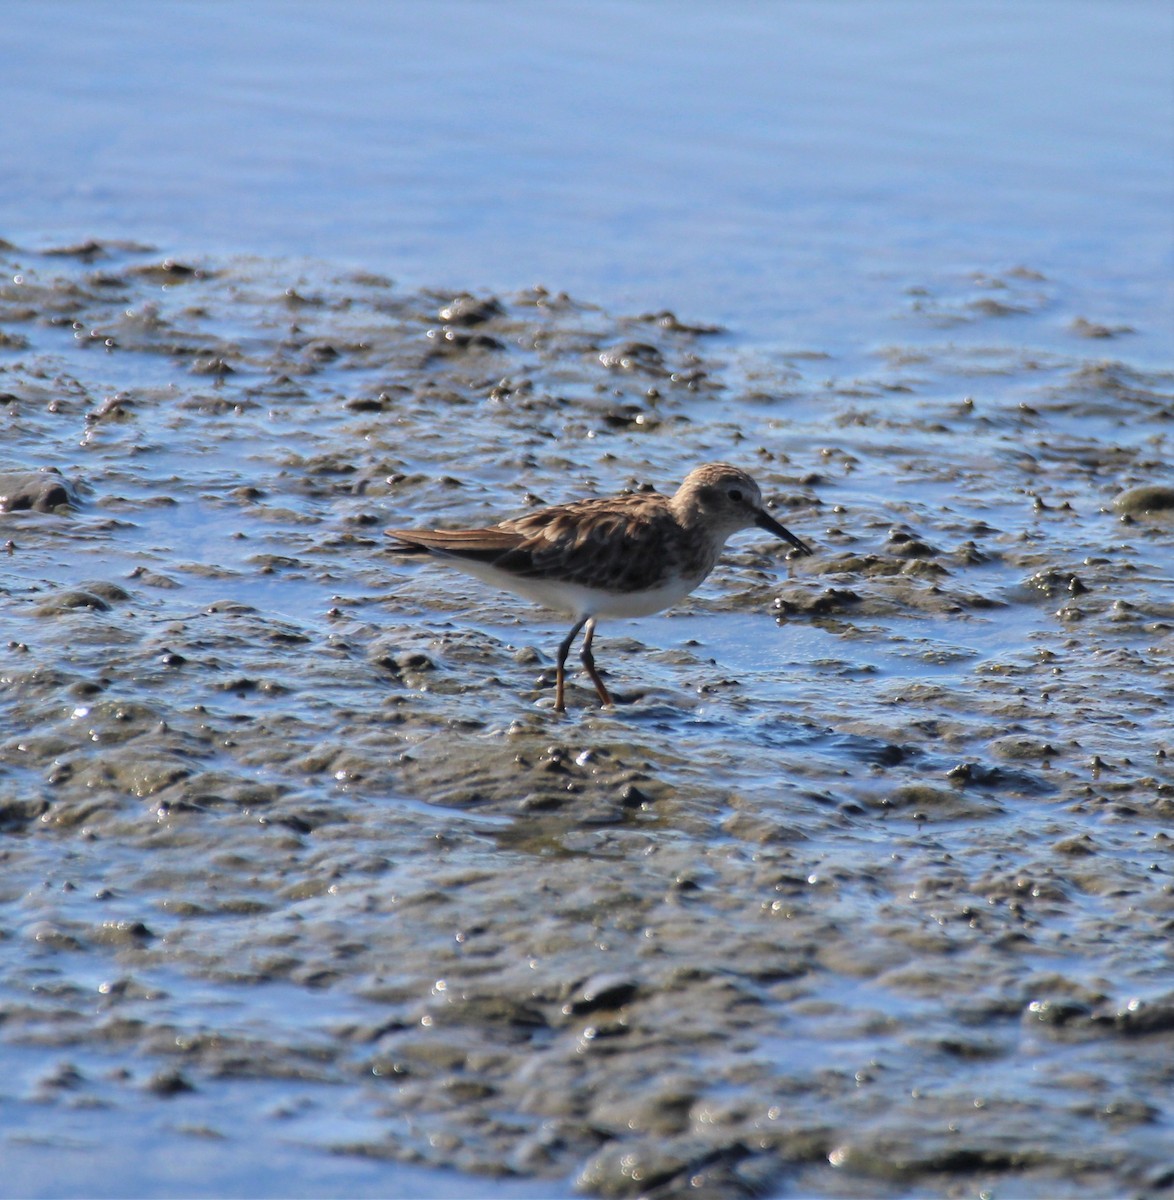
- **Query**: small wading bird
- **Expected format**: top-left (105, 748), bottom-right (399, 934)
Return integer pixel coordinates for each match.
top-left (386, 462), bottom-right (813, 712)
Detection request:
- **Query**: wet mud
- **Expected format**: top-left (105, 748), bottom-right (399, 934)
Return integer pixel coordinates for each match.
top-left (1, 240), bottom-right (1172, 1198)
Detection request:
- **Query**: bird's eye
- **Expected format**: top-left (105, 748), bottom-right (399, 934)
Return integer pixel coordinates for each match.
top-left (728, 488), bottom-right (743, 502)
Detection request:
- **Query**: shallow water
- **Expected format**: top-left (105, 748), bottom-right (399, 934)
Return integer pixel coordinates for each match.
top-left (2, 2), bottom-right (1173, 1196)
top-left (0, 244), bottom-right (1171, 1200)
top-left (2, 1), bottom-right (1171, 363)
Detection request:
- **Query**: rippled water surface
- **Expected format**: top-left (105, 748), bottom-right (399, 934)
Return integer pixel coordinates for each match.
top-left (1, 246), bottom-right (1171, 1200)
top-left (1, 3), bottom-right (1172, 1198)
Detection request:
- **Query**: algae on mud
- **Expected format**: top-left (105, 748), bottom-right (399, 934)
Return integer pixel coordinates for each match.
top-left (0, 240), bottom-right (1172, 1198)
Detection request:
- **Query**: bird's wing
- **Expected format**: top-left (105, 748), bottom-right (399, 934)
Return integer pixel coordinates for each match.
top-left (386, 527), bottom-right (525, 556)
top-left (386, 494), bottom-right (678, 590)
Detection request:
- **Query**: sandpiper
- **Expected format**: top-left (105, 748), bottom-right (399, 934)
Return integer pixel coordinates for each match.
top-left (386, 462), bottom-right (813, 712)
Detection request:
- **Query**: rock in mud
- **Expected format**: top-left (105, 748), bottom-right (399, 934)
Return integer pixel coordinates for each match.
top-left (0, 468), bottom-right (77, 512)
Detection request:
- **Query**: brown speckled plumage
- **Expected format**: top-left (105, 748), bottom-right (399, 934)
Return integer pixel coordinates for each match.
top-left (395, 492), bottom-right (711, 592)
top-left (387, 463), bottom-right (812, 712)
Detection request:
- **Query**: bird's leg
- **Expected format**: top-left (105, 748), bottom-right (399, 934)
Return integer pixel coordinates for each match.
top-left (555, 616), bottom-right (589, 713)
top-left (579, 618), bottom-right (614, 708)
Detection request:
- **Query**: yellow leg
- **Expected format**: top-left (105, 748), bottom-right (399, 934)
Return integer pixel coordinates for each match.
top-left (554, 616), bottom-right (589, 713)
top-left (579, 618), bottom-right (613, 708)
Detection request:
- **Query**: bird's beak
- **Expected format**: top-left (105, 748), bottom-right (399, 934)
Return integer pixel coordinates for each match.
top-left (755, 508), bottom-right (814, 556)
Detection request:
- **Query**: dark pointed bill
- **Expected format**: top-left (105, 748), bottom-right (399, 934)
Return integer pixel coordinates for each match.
top-left (755, 508), bottom-right (813, 556)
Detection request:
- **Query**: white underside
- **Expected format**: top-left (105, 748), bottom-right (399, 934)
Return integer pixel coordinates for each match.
top-left (430, 556), bottom-right (700, 619)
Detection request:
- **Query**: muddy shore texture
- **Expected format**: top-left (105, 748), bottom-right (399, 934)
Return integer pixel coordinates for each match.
top-left (1, 240), bottom-right (1172, 1198)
